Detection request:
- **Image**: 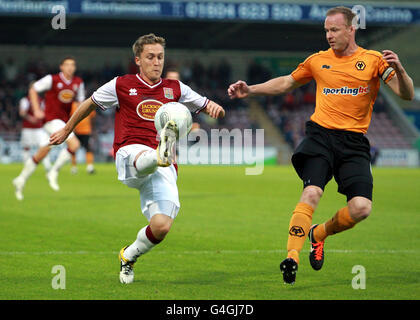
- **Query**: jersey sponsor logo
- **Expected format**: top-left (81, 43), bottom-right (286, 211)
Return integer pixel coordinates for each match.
top-left (57, 82), bottom-right (63, 89)
top-left (355, 61), bottom-right (366, 71)
top-left (129, 88), bottom-right (137, 96)
top-left (322, 86), bottom-right (369, 96)
top-left (163, 87), bottom-right (174, 99)
top-left (321, 64), bottom-right (331, 69)
top-left (136, 99), bottom-right (163, 121)
top-left (58, 89), bottom-right (75, 103)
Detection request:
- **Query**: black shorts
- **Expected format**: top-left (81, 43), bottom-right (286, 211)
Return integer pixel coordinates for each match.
top-left (75, 134), bottom-right (93, 152)
top-left (291, 121), bottom-right (373, 201)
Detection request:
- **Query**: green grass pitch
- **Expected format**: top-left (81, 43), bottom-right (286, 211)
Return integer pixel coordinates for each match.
top-left (1, 163), bottom-right (419, 300)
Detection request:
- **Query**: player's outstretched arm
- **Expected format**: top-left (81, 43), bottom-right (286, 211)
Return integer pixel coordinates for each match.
top-left (228, 75), bottom-right (301, 99)
top-left (383, 50), bottom-right (414, 101)
top-left (204, 100), bottom-right (225, 119)
top-left (49, 97), bottom-right (96, 145)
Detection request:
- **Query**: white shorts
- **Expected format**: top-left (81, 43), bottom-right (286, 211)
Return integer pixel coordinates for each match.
top-left (42, 119), bottom-right (75, 146)
top-left (115, 144), bottom-right (180, 221)
top-left (21, 128), bottom-right (49, 148)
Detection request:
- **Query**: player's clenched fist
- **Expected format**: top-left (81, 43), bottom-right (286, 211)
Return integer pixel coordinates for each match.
top-left (382, 50), bottom-right (403, 72)
top-left (228, 80), bottom-right (251, 99)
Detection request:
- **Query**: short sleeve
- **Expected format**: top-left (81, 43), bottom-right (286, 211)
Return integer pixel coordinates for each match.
top-left (76, 82), bottom-right (86, 102)
top-left (32, 75), bottom-right (53, 93)
top-left (291, 56), bottom-right (314, 85)
top-left (378, 56), bottom-right (395, 83)
top-left (178, 81), bottom-right (209, 114)
top-left (19, 97), bottom-right (30, 112)
top-left (91, 77), bottom-right (119, 110)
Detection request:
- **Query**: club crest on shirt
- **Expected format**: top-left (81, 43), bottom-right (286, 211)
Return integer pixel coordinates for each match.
top-left (136, 99), bottom-right (163, 121)
top-left (355, 61), bottom-right (366, 71)
top-left (163, 87), bottom-right (174, 99)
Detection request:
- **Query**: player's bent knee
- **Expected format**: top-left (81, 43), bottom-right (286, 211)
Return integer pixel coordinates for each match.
top-left (300, 186), bottom-right (323, 208)
top-left (149, 215), bottom-right (173, 240)
top-left (348, 197), bottom-right (372, 221)
top-left (67, 137), bottom-right (80, 152)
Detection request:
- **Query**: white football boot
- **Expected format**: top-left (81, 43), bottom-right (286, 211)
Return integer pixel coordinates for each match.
top-left (119, 246), bottom-right (135, 284)
top-left (46, 169), bottom-right (60, 191)
top-left (156, 120), bottom-right (178, 167)
top-left (12, 176), bottom-right (25, 201)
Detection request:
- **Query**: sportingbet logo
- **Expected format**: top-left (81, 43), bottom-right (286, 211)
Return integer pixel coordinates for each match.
top-left (323, 86), bottom-right (369, 96)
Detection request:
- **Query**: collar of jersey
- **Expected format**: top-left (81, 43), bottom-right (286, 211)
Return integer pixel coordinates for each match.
top-left (59, 72), bottom-right (73, 85)
top-left (136, 74), bottom-right (162, 88)
top-left (330, 46), bottom-right (362, 61)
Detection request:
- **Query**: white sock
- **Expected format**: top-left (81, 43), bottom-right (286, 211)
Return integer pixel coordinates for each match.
top-left (51, 148), bottom-right (72, 172)
top-left (19, 157), bottom-right (38, 181)
top-left (42, 156), bottom-right (52, 171)
top-left (22, 149), bottom-right (30, 162)
top-left (123, 226), bottom-right (157, 262)
top-left (134, 150), bottom-right (157, 176)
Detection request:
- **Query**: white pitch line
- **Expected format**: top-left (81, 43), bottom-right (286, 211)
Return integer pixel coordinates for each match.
top-left (0, 249), bottom-right (418, 255)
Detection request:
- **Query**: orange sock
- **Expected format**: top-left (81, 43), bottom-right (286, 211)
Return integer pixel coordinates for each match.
top-left (313, 206), bottom-right (356, 242)
top-left (71, 154), bottom-right (77, 166)
top-left (86, 152), bottom-right (94, 165)
top-left (287, 202), bottom-right (314, 264)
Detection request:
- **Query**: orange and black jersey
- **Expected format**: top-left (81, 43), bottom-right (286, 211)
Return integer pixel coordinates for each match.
top-left (291, 47), bottom-right (395, 134)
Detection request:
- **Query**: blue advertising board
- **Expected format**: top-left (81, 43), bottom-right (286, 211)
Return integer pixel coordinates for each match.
top-left (1, 0), bottom-right (419, 25)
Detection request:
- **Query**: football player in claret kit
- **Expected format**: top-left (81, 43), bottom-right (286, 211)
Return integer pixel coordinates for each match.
top-left (50, 34), bottom-right (225, 284)
top-left (13, 57), bottom-right (85, 200)
top-left (228, 7), bottom-right (414, 284)
top-left (18, 94), bottom-right (52, 171)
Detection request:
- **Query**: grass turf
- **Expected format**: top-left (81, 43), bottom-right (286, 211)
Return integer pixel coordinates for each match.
top-left (1, 163), bottom-right (419, 300)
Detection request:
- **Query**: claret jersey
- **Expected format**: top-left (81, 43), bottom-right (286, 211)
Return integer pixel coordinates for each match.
top-left (32, 72), bottom-right (85, 123)
top-left (91, 74), bottom-right (209, 154)
top-left (291, 47), bottom-right (395, 133)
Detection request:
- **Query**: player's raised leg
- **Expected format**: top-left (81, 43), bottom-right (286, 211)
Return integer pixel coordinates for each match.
top-left (157, 120), bottom-right (178, 167)
top-left (310, 196), bottom-right (371, 270)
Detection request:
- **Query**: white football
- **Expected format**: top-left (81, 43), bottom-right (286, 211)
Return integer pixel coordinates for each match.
top-left (154, 102), bottom-right (192, 138)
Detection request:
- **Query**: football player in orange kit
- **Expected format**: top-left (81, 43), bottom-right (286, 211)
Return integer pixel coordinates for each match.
top-left (228, 6), bottom-right (414, 284)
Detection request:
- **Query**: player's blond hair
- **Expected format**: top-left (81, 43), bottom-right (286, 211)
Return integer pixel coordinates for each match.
top-left (326, 6), bottom-right (356, 27)
top-left (132, 33), bottom-right (166, 57)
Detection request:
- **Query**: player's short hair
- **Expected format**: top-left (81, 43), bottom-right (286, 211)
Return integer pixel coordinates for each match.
top-left (326, 6), bottom-right (356, 26)
top-left (132, 33), bottom-right (166, 57)
top-left (60, 56), bottom-right (76, 65)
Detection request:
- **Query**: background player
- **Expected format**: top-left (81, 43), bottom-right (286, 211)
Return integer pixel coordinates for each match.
top-left (228, 6), bottom-right (414, 284)
top-left (13, 57), bottom-right (85, 200)
top-left (70, 101), bottom-right (96, 174)
top-left (49, 34), bottom-right (225, 284)
top-left (18, 93), bottom-right (52, 171)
